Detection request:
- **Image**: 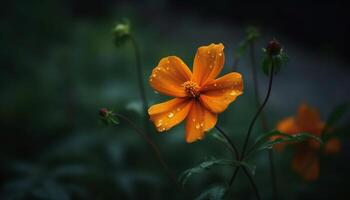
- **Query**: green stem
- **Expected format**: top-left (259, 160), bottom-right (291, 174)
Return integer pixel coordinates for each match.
top-left (215, 126), bottom-right (261, 200)
top-left (249, 42), bottom-right (278, 200)
top-left (229, 59), bottom-right (275, 192)
top-left (215, 125), bottom-right (239, 159)
top-left (129, 36), bottom-right (149, 131)
top-left (113, 113), bottom-right (181, 191)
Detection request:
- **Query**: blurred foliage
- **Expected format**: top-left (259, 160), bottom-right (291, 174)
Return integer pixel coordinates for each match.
top-left (1, 1), bottom-right (350, 200)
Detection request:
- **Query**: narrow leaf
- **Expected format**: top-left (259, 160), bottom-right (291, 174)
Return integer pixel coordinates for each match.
top-left (248, 130), bottom-right (323, 156)
top-left (195, 184), bottom-right (228, 200)
top-left (178, 158), bottom-right (252, 186)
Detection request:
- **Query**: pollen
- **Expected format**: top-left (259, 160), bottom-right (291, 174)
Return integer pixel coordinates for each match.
top-left (182, 81), bottom-right (200, 98)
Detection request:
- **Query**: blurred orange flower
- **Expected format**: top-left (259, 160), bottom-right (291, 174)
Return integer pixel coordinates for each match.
top-left (148, 43), bottom-right (243, 143)
top-left (274, 103), bottom-right (341, 181)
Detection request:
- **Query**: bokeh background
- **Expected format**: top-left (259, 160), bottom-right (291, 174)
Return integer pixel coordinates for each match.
top-left (1, 1), bottom-right (350, 199)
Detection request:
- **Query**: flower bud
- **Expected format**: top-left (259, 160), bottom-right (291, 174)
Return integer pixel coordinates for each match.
top-left (266, 39), bottom-right (282, 56)
top-left (262, 38), bottom-right (288, 76)
top-left (113, 21), bottom-right (130, 46)
top-left (99, 108), bottom-right (109, 118)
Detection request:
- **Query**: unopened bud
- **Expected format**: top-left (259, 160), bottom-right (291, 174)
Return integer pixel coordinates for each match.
top-left (113, 21), bottom-right (130, 46)
top-left (266, 39), bottom-right (282, 56)
top-left (99, 108), bottom-right (109, 118)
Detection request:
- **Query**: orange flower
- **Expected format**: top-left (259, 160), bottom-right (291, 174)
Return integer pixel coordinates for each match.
top-left (148, 43), bottom-right (243, 143)
top-left (274, 103), bottom-right (341, 181)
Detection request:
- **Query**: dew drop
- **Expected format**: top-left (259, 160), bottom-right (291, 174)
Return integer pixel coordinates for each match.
top-left (156, 122), bottom-right (162, 127)
top-left (200, 123), bottom-right (204, 127)
top-left (176, 108), bottom-right (181, 111)
top-left (230, 91), bottom-right (237, 96)
top-left (192, 118), bottom-right (196, 122)
top-left (154, 90), bottom-right (159, 94)
top-left (166, 67), bottom-right (170, 70)
top-left (218, 53), bottom-right (223, 56)
top-left (195, 123), bottom-right (200, 129)
top-left (152, 74), bottom-right (157, 77)
top-left (213, 83), bottom-right (217, 87)
top-left (168, 112), bottom-right (174, 118)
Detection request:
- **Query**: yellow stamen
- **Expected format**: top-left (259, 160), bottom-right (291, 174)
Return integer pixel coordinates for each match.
top-left (182, 81), bottom-right (200, 97)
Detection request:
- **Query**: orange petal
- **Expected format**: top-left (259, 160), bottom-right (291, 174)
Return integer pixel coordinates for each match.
top-left (185, 101), bottom-right (217, 143)
top-left (276, 117), bottom-right (300, 135)
top-left (324, 138), bottom-right (341, 154)
top-left (296, 103), bottom-right (324, 136)
top-left (148, 98), bottom-right (192, 132)
top-left (292, 147), bottom-right (319, 181)
top-left (273, 117), bottom-right (300, 151)
top-left (149, 56), bottom-right (192, 97)
top-left (198, 72), bottom-right (243, 113)
top-left (192, 43), bottom-right (225, 86)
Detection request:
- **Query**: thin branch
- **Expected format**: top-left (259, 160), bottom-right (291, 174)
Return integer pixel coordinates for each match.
top-left (215, 125), bottom-right (261, 200)
top-left (228, 59), bottom-right (275, 194)
top-left (249, 42), bottom-right (278, 200)
top-left (113, 113), bottom-right (181, 191)
top-left (129, 36), bottom-right (149, 132)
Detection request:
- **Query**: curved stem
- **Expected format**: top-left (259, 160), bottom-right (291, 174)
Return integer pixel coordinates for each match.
top-left (215, 125), bottom-right (239, 160)
top-left (241, 60), bottom-right (274, 158)
top-left (249, 42), bottom-right (278, 200)
top-left (113, 113), bottom-right (181, 191)
top-left (228, 59), bottom-right (275, 193)
top-left (215, 126), bottom-right (261, 200)
top-left (129, 36), bottom-right (149, 131)
top-left (243, 167), bottom-right (261, 200)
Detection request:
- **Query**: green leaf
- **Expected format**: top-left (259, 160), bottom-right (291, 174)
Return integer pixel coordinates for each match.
top-left (99, 111), bottom-right (120, 126)
top-left (248, 130), bottom-right (323, 156)
top-left (178, 158), bottom-right (253, 186)
top-left (195, 184), bottom-right (228, 200)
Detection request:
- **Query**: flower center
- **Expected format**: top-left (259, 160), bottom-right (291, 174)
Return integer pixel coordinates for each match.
top-left (182, 81), bottom-right (200, 98)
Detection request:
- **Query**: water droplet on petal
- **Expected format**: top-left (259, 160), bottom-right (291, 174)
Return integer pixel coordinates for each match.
top-left (152, 74), bottom-right (157, 77)
top-left (230, 91), bottom-right (237, 96)
top-left (218, 53), bottom-right (223, 56)
top-left (166, 67), bottom-right (170, 70)
top-left (192, 118), bottom-right (196, 122)
top-left (176, 108), bottom-right (181, 111)
top-left (200, 123), bottom-right (204, 127)
top-left (156, 122), bottom-right (162, 127)
top-left (168, 112), bottom-right (174, 118)
top-left (214, 83), bottom-right (217, 87)
top-left (195, 123), bottom-right (200, 129)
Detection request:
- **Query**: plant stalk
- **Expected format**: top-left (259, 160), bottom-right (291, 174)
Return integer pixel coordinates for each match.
top-left (215, 125), bottom-right (261, 200)
top-left (113, 113), bottom-right (180, 191)
top-left (129, 36), bottom-right (149, 132)
top-left (249, 42), bottom-right (278, 200)
top-left (228, 58), bottom-right (275, 194)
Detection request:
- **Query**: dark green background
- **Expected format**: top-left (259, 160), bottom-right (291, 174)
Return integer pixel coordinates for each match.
top-left (1, 1), bottom-right (350, 199)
